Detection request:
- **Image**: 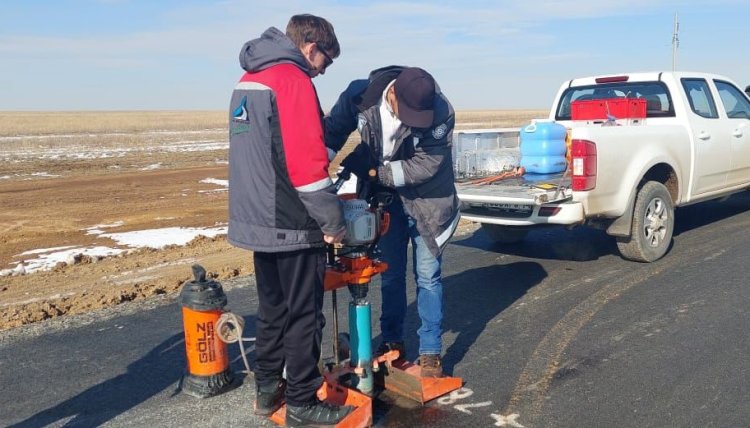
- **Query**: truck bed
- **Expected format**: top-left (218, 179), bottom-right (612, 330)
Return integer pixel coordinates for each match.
top-left (453, 127), bottom-right (576, 222)
top-left (457, 171), bottom-right (572, 218)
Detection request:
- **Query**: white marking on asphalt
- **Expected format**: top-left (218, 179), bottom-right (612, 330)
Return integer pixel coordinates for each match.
top-left (490, 412), bottom-right (525, 427)
top-left (704, 249), bottom-right (726, 261)
top-left (454, 401), bottom-right (492, 414)
top-left (437, 387), bottom-right (474, 405)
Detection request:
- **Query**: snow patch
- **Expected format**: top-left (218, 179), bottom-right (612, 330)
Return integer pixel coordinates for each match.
top-left (200, 178), bottom-right (228, 187)
top-left (7, 224), bottom-right (227, 275)
top-left (100, 226), bottom-right (227, 249)
top-left (19, 245), bottom-right (79, 256)
top-left (140, 163), bottom-right (162, 171)
top-left (12, 246), bottom-right (126, 275)
top-left (83, 221), bottom-right (125, 235)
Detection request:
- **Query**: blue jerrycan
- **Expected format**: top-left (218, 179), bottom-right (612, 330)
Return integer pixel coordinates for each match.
top-left (520, 120), bottom-right (567, 174)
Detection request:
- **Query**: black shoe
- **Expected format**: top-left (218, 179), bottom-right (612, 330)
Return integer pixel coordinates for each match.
top-left (286, 398), bottom-right (353, 427)
top-left (254, 379), bottom-right (286, 416)
top-left (376, 341), bottom-right (405, 361)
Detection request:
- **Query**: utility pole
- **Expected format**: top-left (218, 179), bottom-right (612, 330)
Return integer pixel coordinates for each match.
top-left (672, 12), bottom-right (680, 71)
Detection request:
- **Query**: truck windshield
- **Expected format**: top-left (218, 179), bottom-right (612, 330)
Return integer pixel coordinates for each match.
top-left (555, 81), bottom-right (675, 120)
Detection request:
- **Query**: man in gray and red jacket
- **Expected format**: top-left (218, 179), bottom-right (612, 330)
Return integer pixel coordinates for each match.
top-left (228, 14), bottom-right (351, 427)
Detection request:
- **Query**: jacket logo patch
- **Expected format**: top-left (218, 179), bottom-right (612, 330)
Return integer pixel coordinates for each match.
top-left (233, 95), bottom-right (248, 121)
top-left (231, 95), bottom-right (250, 135)
top-left (231, 123), bottom-right (250, 135)
top-left (432, 123), bottom-right (448, 139)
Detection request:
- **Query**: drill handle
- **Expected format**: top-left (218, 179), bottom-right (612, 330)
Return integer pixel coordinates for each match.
top-left (334, 168), bottom-right (351, 192)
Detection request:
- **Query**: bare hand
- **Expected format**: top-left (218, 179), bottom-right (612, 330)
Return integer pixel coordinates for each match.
top-left (324, 229), bottom-right (346, 244)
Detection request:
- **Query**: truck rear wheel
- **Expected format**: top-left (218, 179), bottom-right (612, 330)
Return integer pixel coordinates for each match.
top-left (616, 181), bottom-right (674, 262)
top-left (481, 224), bottom-right (529, 244)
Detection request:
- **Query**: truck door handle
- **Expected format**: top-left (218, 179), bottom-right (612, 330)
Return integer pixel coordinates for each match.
top-left (733, 129), bottom-right (744, 138)
top-left (698, 131), bottom-right (711, 140)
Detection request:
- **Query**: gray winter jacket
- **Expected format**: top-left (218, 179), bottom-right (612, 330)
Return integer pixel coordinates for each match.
top-left (228, 27), bottom-right (345, 253)
top-left (325, 66), bottom-right (460, 257)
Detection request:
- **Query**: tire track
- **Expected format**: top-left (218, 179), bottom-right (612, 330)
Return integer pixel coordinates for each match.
top-left (503, 258), bottom-right (675, 425)
top-left (503, 210), bottom-right (750, 426)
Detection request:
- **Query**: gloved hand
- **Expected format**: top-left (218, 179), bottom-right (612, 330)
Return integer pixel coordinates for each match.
top-left (341, 143), bottom-right (377, 182)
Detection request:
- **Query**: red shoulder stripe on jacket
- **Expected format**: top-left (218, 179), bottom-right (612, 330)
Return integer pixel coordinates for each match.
top-left (240, 64), bottom-right (330, 189)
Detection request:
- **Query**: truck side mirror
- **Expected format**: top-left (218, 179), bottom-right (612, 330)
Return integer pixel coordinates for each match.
top-left (746, 85), bottom-right (750, 98)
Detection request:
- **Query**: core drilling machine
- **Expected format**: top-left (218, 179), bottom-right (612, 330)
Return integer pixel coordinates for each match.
top-left (325, 173), bottom-right (394, 395)
top-left (270, 169), bottom-right (462, 427)
top-left (269, 170), bottom-right (391, 427)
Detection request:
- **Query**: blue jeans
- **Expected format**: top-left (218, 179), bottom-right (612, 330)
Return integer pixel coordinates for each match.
top-left (377, 199), bottom-right (443, 355)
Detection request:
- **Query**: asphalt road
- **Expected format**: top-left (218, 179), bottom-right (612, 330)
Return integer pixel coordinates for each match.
top-left (2, 192), bottom-right (750, 427)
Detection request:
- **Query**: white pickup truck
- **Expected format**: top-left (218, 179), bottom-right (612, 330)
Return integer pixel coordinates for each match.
top-left (455, 71), bottom-right (750, 262)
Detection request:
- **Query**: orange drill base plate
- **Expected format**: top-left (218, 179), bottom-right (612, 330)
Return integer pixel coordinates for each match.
top-left (269, 378), bottom-right (372, 428)
top-left (377, 360), bottom-right (462, 404)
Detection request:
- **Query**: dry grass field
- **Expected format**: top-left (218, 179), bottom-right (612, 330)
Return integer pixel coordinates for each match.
top-left (0, 109), bottom-right (546, 330)
top-left (0, 111), bottom-right (227, 135)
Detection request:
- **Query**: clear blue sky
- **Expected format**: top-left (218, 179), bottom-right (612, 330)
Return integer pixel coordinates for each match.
top-left (1, 0), bottom-right (747, 111)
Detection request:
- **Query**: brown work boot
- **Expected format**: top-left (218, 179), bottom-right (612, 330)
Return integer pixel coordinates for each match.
top-left (376, 341), bottom-right (405, 361)
top-left (418, 354), bottom-right (443, 378)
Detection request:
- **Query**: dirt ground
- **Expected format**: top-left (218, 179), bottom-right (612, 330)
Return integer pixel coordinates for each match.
top-left (0, 165), bottom-right (249, 330)
top-left (0, 110), bottom-right (546, 330)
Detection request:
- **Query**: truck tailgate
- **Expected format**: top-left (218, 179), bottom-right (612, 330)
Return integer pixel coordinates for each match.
top-left (457, 173), bottom-right (572, 207)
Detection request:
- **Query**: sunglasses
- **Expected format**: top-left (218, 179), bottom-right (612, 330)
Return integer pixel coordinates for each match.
top-left (316, 43), bottom-right (334, 69)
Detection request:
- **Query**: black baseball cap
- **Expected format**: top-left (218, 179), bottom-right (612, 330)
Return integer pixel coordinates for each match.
top-left (394, 67), bottom-right (436, 128)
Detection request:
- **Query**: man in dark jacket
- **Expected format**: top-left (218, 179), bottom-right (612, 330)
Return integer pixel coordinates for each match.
top-left (325, 66), bottom-right (460, 377)
top-left (228, 14), bottom-right (351, 426)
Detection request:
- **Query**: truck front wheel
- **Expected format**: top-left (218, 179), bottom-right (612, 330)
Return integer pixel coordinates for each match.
top-left (481, 224), bottom-right (529, 244)
top-left (616, 181), bottom-right (674, 262)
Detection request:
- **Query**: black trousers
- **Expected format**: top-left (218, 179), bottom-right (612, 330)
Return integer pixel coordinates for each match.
top-left (253, 247), bottom-right (326, 406)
